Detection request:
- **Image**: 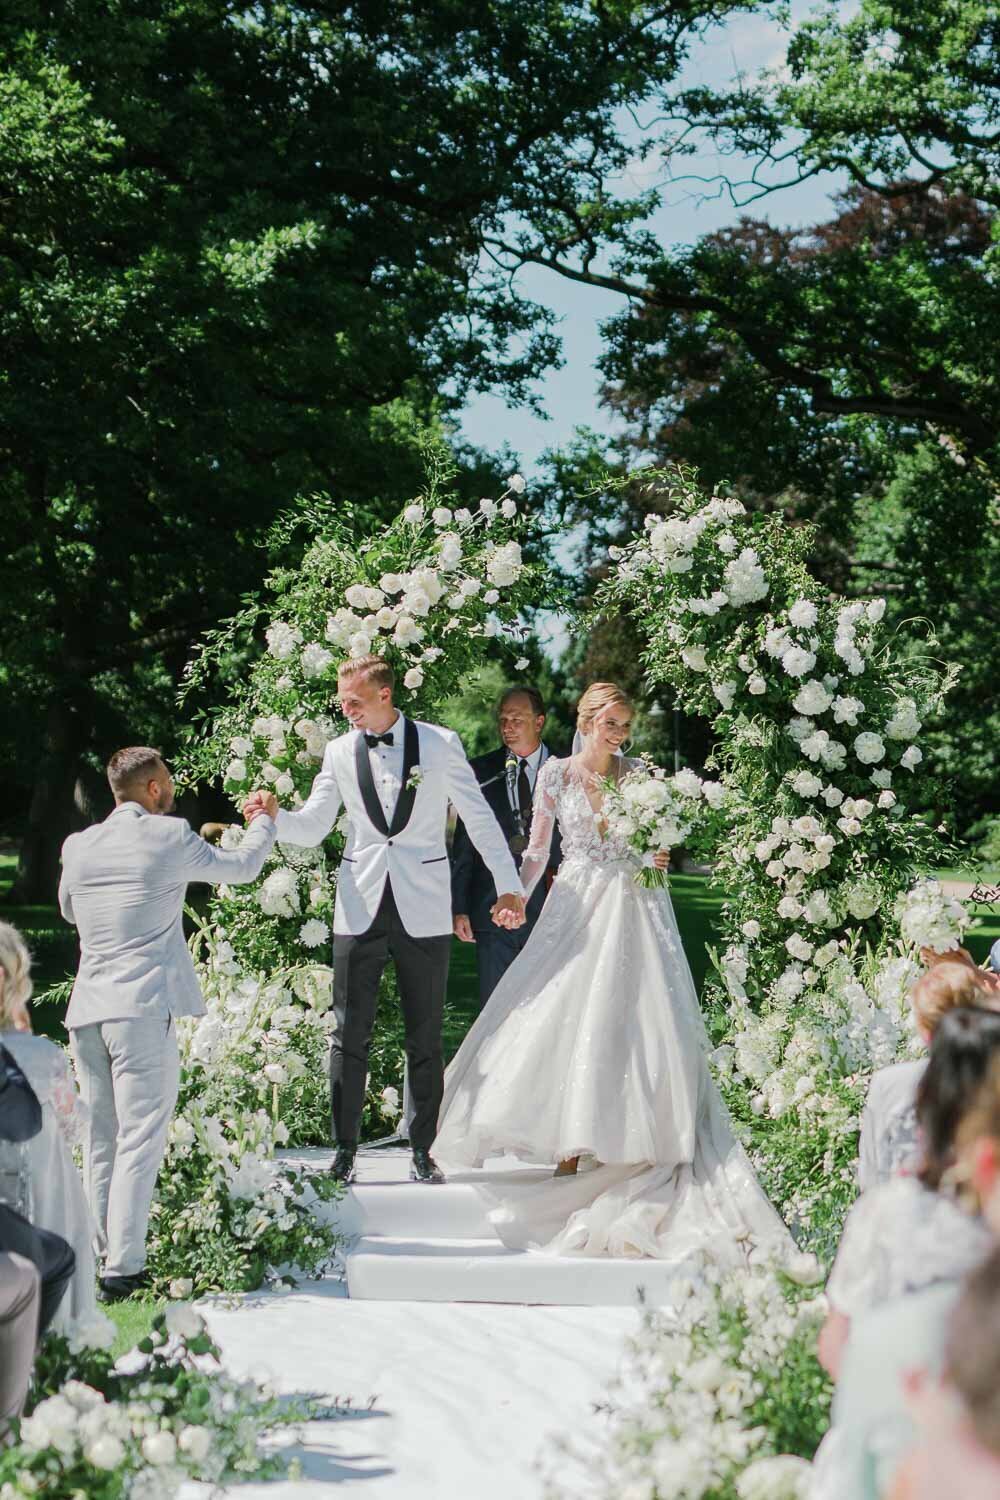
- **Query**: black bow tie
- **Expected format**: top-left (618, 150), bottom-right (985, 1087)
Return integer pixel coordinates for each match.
top-left (364, 731), bottom-right (395, 748)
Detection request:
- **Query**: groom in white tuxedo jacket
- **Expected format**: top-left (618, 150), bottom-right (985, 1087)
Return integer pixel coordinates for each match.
top-left (244, 654), bottom-right (525, 1185)
top-left (59, 746), bottom-right (276, 1300)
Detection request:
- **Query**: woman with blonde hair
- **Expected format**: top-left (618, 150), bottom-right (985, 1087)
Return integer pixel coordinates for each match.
top-left (0, 923), bottom-right (96, 1328)
top-left (435, 683), bottom-right (791, 1262)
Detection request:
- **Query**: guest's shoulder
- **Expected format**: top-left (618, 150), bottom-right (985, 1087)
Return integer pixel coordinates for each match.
top-left (867, 1057), bottom-right (926, 1107)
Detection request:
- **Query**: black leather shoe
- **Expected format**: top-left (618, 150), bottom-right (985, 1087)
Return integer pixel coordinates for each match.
top-left (97, 1270), bottom-right (150, 1303)
top-left (328, 1144), bottom-right (357, 1183)
top-left (410, 1148), bottom-right (445, 1184)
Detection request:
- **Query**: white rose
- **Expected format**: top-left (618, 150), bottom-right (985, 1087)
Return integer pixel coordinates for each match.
top-left (821, 784), bottom-right (844, 807)
top-left (506, 472), bottom-right (526, 493)
top-left (179, 1424), bottom-right (213, 1462)
top-left (501, 498), bottom-right (517, 518)
top-left (142, 1431), bottom-right (177, 1466)
top-left (777, 896), bottom-right (802, 919)
top-left (169, 1277), bottom-right (194, 1300)
top-left (345, 583), bottom-right (370, 609)
top-left (878, 789), bottom-right (897, 808)
top-left (479, 497), bottom-right (497, 519)
top-left (867, 598), bottom-right (886, 622)
top-left (374, 606), bottom-right (396, 629)
top-left (785, 934), bottom-right (813, 961)
top-left (741, 920), bottom-right (761, 939)
top-left (225, 758), bottom-right (246, 783)
top-left (230, 735), bottom-right (253, 756)
top-left (747, 673), bottom-right (767, 695)
top-left (274, 773), bottom-right (294, 796)
top-left (380, 572), bottom-right (403, 593)
top-left (712, 680), bottom-right (737, 710)
top-left (403, 503), bottom-right (423, 524)
top-left (86, 1433), bottom-right (126, 1469)
top-left (393, 614), bottom-right (423, 647)
top-left (900, 744), bottom-right (923, 770)
top-left (791, 770), bottom-right (822, 797)
top-left (348, 631), bottom-right (373, 658)
top-left (432, 506), bottom-right (453, 527)
top-left (265, 621), bottom-right (302, 660)
top-left (681, 646), bottom-right (708, 672)
top-left (853, 731), bottom-right (886, 764)
top-left (404, 667), bottom-right (424, 690)
top-left (792, 679), bottom-right (832, 716)
top-left (483, 588), bottom-right (499, 604)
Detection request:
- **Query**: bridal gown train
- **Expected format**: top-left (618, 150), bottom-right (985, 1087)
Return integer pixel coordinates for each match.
top-left (434, 757), bottom-right (793, 1264)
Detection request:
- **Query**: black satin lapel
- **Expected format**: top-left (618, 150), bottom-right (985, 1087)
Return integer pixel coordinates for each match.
top-left (388, 717), bottom-right (420, 837)
top-left (354, 731), bottom-right (389, 836)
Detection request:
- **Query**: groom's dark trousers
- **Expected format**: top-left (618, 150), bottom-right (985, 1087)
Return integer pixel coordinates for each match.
top-left (331, 880), bottom-right (451, 1149)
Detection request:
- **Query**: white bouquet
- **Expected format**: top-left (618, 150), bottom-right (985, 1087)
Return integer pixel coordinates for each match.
top-left (895, 877), bottom-right (970, 954)
top-left (602, 759), bottom-right (722, 888)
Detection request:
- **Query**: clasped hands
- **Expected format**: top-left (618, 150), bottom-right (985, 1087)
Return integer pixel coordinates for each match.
top-left (490, 894), bottom-right (527, 930)
top-left (242, 789), bottom-right (278, 824)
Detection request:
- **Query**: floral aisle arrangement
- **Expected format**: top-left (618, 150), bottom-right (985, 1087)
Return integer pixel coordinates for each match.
top-left (1, 1305), bottom-right (315, 1499)
top-left (601, 759), bottom-right (727, 887)
top-left (545, 1257), bottom-right (829, 1500)
top-left (598, 464), bottom-right (958, 1256)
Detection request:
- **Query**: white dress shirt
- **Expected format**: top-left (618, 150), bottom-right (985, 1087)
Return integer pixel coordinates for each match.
top-left (368, 712), bottom-right (406, 820)
top-left (505, 742), bottom-right (545, 814)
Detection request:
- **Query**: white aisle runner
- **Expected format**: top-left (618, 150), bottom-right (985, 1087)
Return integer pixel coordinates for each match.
top-left (179, 1147), bottom-right (662, 1498)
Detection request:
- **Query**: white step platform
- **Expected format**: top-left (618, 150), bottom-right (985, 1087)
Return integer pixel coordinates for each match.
top-left (282, 1145), bottom-right (682, 1307)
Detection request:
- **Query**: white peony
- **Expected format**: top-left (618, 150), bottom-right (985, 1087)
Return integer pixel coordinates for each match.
top-left (724, 547), bottom-right (769, 606)
top-left (225, 758), bottom-right (246, 783)
top-left (747, 673), bottom-right (767, 695)
top-left (506, 472), bottom-right (526, 493)
top-left (431, 506), bottom-right (453, 527)
top-left (853, 731), bottom-right (886, 764)
top-left (404, 667), bottom-right (424, 690)
top-left (681, 646), bottom-right (708, 672)
top-left (403, 503), bottom-right (423, 524)
top-left (781, 646), bottom-right (816, 678)
top-left (900, 745), bottom-right (923, 770)
top-left (298, 918), bottom-right (328, 949)
top-left (788, 599), bottom-right (818, 628)
top-left (792, 679), bottom-right (832, 716)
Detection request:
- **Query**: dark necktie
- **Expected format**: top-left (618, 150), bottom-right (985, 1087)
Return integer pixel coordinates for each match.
top-left (517, 758), bottom-right (533, 823)
top-left (364, 731), bottom-right (394, 749)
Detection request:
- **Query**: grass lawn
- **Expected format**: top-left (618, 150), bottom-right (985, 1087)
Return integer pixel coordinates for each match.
top-left (106, 1296), bottom-right (164, 1355)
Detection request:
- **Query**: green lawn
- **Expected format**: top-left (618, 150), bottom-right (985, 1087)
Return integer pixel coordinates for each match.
top-left (106, 1296), bottom-right (164, 1355)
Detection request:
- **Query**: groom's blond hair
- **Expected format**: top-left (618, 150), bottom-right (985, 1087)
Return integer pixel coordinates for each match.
top-left (576, 682), bottom-right (631, 735)
top-left (337, 655), bottom-right (395, 693)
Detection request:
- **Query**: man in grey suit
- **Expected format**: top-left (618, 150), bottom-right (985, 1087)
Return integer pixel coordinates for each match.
top-left (59, 746), bottom-right (276, 1302)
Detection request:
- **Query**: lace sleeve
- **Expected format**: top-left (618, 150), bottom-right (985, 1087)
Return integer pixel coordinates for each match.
top-left (50, 1048), bottom-right (89, 1150)
top-left (519, 759), bottom-right (561, 900)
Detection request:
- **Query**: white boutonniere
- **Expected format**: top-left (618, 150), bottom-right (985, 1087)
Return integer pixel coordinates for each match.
top-left (406, 767), bottom-right (424, 792)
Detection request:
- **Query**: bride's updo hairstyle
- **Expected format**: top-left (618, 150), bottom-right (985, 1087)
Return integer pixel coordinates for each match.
top-left (576, 682), bottom-right (632, 739)
top-left (0, 921), bottom-right (32, 1028)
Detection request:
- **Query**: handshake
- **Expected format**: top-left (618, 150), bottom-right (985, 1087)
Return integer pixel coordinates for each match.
top-left (242, 790), bottom-right (278, 825)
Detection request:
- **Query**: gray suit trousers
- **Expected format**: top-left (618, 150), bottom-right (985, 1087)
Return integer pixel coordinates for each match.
top-left (70, 1016), bottom-right (180, 1278)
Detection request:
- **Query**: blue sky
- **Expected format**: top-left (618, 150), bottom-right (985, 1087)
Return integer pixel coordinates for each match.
top-left (459, 4), bottom-right (849, 472)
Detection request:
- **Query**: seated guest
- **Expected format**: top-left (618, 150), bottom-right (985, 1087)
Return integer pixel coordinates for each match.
top-left (859, 962), bottom-right (992, 1191)
top-left (60, 746), bottom-right (277, 1301)
top-left (451, 687), bottom-right (562, 1008)
top-left (0, 922), bottom-right (96, 1329)
top-left (0, 1253), bottom-right (40, 1445)
top-left (0, 1039), bottom-right (75, 1440)
top-left (810, 1010), bottom-right (1000, 1498)
top-left (888, 1247), bottom-right (1000, 1500)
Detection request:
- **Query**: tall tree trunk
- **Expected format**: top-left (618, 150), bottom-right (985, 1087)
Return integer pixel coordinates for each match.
top-left (6, 697), bottom-right (89, 905)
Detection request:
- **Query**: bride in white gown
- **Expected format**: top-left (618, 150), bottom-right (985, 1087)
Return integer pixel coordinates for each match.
top-left (434, 683), bottom-right (793, 1264)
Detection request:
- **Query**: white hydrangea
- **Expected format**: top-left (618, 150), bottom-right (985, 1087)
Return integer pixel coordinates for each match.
top-left (886, 697), bottom-right (922, 740)
top-left (486, 540), bottom-right (523, 587)
top-left (300, 642), bottom-right (334, 679)
top-left (258, 868), bottom-right (300, 918)
top-left (265, 621), bottom-right (302, 660)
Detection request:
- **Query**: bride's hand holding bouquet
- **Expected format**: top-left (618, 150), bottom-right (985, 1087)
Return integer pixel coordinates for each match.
top-left (602, 758), bottom-right (723, 888)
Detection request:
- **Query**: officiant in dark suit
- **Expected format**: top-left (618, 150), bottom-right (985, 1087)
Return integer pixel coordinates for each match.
top-left (451, 687), bottom-right (562, 1006)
